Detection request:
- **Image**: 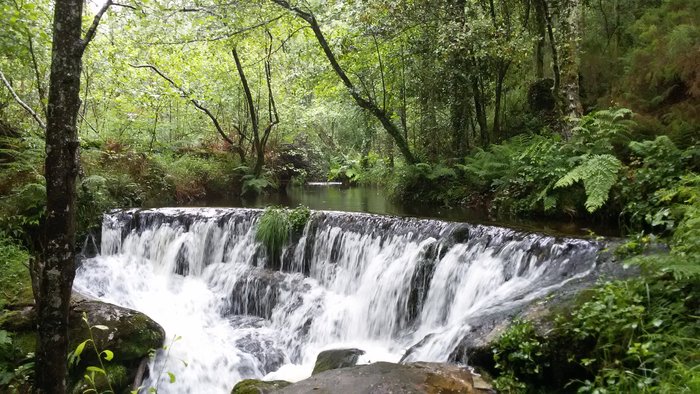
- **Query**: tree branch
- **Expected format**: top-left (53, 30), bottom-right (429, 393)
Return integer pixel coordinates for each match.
top-left (80, 0), bottom-right (113, 53)
top-left (130, 64), bottom-right (236, 146)
top-left (27, 34), bottom-right (47, 117)
top-left (0, 69), bottom-right (46, 130)
top-left (151, 15), bottom-right (285, 45)
top-left (271, 0), bottom-right (417, 163)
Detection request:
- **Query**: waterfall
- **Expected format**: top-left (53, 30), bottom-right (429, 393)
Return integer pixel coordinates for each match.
top-left (73, 208), bottom-right (600, 393)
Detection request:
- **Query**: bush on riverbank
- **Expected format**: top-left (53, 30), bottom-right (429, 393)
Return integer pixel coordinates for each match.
top-left (490, 175), bottom-right (700, 393)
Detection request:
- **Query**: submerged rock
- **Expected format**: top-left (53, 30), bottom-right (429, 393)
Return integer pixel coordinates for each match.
top-left (281, 362), bottom-right (494, 394)
top-left (311, 348), bottom-right (365, 375)
top-left (231, 379), bottom-right (292, 394)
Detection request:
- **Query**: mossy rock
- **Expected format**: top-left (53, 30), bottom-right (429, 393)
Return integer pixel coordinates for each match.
top-left (311, 348), bottom-right (365, 375)
top-left (68, 294), bottom-right (165, 364)
top-left (231, 379), bottom-right (292, 394)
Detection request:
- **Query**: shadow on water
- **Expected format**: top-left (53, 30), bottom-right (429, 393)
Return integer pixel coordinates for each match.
top-left (190, 183), bottom-right (619, 237)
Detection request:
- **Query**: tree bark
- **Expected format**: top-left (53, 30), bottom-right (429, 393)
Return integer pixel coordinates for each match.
top-left (559, 0), bottom-right (584, 134)
top-left (271, 0), bottom-right (417, 164)
top-left (472, 75), bottom-right (489, 146)
top-left (35, 1), bottom-right (112, 392)
top-left (232, 45), bottom-right (278, 178)
top-left (492, 62), bottom-right (510, 142)
top-left (533, 0), bottom-right (547, 79)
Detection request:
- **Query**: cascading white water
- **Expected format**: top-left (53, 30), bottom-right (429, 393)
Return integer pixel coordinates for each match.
top-left (73, 208), bottom-right (600, 393)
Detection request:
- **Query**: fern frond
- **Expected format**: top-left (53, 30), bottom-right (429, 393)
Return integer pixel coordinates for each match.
top-left (555, 154), bottom-right (623, 212)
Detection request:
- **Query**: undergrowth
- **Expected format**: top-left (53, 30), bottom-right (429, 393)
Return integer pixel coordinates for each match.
top-left (491, 170), bottom-right (700, 393)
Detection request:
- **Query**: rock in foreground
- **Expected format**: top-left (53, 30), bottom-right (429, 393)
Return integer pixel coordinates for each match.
top-left (311, 348), bottom-right (365, 375)
top-left (231, 379), bottom-right (292, 394)
top-left (280, 362), bottom-right (494, 394)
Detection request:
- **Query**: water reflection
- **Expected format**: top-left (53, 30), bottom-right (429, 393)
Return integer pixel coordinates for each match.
top-left (196, 184), bottom-right (618, 237)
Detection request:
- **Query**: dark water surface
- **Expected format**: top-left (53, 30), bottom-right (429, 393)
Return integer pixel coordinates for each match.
top-left (194, 183), bottom-right (618, 237)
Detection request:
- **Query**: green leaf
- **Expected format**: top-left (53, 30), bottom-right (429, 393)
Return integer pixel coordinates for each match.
top-left (102, 349), bottom-right (114, 361)
top-left (554, 154), bottom-right (623, 213)
top-left (167, 371), bottom-right (176, 383)
top-left (74, 340), bottom-right (89, 357)
top-left (86, 366), bottom-right (106, 375)
top-left (92, 324), bottom-right (109, 331)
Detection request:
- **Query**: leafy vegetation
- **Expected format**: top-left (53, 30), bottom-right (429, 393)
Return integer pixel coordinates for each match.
top-left (255, 205), bottom-right (311, 260)
top-left (490, 174), bottom-right (700, 392)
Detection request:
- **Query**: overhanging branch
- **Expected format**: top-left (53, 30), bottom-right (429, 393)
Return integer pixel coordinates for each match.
top-left (0, 69), bottom-right (46, 130)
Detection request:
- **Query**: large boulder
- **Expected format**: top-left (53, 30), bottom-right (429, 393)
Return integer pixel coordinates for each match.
top-left (280, 362), bottom-right (494, 394)
top-left (67, 294), bottom-right (165, 393)
top-left (0, 292), bottom-right (165, 394)
top-left (311, 348), bottom-right (365, 375)
top-left (68, 293), bottom-right (165, 364)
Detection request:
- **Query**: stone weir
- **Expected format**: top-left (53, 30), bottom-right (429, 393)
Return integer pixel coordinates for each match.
top-left (73, 207), bottom-right (612, 394)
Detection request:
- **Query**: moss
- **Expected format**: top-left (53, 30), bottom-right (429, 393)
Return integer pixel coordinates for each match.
top-left (231, 379), bottom-right (291, 394)
top-left (11, 331), bottom-right (36, 356)
top-left (0, 238), bottom-right (33, 308)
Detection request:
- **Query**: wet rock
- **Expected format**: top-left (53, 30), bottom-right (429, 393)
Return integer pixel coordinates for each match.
top-left (69, 293), bottom-right (165, 364)
top-left (231, 379), bottom-right (292, 394)
top-left (1, 292), bottom-right (165, 394)
top-left (228, 270), bottom-right (284, 319)
top-left (312, 348), bottom-right (365, 375)
top-left (281, 362), bottom-right (494, 394)
top-left (235, 332), bottom-right (287, 375)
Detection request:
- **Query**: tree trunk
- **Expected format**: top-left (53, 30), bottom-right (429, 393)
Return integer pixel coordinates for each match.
top-left (35, 1), bottom-right (85, 392)
top-left (472, 76), bottom-right (489, 146)
top-left (559, 0), bottom-right (584, 135)
top-left (541, 0), bottom-right (560, 96)
top-left (492, 63), bottom-right (509, 142)
top-left (449, 0), bottom-right (471, 155)
top-left (534, 0), bottom-right (547, 79)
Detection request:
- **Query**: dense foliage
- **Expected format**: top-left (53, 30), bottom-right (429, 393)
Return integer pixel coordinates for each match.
top-left (491, 173), bottom-right (700, 392)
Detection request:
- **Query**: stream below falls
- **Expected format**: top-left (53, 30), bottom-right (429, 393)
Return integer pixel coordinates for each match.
top-left (73, 208), bottom-right (602, 393)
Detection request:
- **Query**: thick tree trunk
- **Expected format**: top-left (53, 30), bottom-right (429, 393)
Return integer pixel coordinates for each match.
top-left (35, 1), bottom-right (84, 392)
top-left (35, 1), bottom-right (111, 392)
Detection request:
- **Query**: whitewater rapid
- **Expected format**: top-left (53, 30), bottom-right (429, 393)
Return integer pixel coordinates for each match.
top-left (73, 208), bottom-right (599, 393)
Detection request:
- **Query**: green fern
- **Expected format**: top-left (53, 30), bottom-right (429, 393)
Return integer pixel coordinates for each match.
top-left (555, 154), bottom-right (623, 213)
